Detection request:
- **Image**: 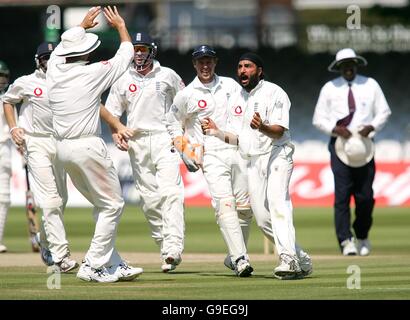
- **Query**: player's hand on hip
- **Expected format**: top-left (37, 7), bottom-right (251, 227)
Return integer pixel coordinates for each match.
top-left (103, 6), bottom-right (126, 29)
top-left (250, 112), bottom-right (262, 130)
top-left (80, 6), bottom-right (101, 29)
top-left (332, 125), bottom-right (352, 139)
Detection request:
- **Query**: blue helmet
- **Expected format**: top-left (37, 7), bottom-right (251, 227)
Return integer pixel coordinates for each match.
top-left (192, 45), bottom-right (217, 60)
top-left (35, 42), bottom-right (56, 73)
top-left (131, 32), bottom-right (157, 72)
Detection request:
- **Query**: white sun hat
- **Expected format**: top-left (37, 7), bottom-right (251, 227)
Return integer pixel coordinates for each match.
top-left (335, 131), bottom-right (375, 167)
top-left (328, 48), bottom-right (367, 72)
top-left (54, 26), bottom-right (101, 58)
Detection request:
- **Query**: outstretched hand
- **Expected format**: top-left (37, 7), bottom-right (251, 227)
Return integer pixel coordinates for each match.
top-left (103, 6), bottom-right (125, 29)
top-left (80, 6), bottom-right (101, 30)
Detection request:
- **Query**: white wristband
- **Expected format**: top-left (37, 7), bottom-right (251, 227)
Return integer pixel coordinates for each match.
top-left (9, 126), bottom-right (19, 134)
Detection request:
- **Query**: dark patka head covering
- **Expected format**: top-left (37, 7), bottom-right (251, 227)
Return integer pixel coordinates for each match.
top-left (239, 52), bottom-right (264, 68)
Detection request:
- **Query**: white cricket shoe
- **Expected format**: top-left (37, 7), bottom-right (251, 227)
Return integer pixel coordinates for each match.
top-left (341, 238), bottom-right (358, 256)
top-left (55, 255), bottom-right (79, 273)
top-left (357, 239), bottom-right (371, 256)
top-left (298, 250), bottom-right (313, 277)
top-left (161, 253), bottom-right (182, 273)
top-left (0, 244), bottom-right (7, 253)
top-left (274, 254), bottom-right (301, 280)
top-left (234, 256), bottom-right (253, 277)
top-left (77, 262), bottom-right (119, 283)
top-left (223, 254), bottom-right (235, 271)
top-left (107, 262), bottom-right (143, 281)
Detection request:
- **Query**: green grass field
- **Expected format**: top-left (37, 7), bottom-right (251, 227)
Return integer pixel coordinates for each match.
top-left (0, 206), bottom-right (409, 300)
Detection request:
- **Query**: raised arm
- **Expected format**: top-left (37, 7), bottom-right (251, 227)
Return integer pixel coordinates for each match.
top-left (103, 6), bottom-right (131, 43)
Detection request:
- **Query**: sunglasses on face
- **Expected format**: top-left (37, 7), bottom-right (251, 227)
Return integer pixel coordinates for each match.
top-left (134, 46), bottom-right (150, 53)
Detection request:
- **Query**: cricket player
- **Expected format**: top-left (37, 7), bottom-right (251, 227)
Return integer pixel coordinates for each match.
top-left (105, 32), bottom-right (186, 272)
top-left (166, 45), bottom-right (254, 277)
top-left (2, 42), bottom-right (76, 271)
top-left (202, 53), bottom-right (312, 279)
top-left (0, 60), bottom-right (11, 253)
top-left (47, 6), bottom-right (142, 282)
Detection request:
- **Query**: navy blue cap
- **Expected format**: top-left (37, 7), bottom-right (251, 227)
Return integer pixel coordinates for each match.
top-left (36, 42), bottom-right (56, 58)
top-left (192, 45), bottom-right (217, 59)
top-left (132, 32), bottom-right (155, 46)
top-left (239, 52), bottom-right (264, 68)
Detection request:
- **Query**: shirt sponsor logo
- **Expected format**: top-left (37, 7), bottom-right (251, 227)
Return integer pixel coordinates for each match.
top-left (34, 87), bottom-right (43, 97)
top-left (129, 84), bottom-right (137, 92)
top-left (233, 105), bottom-right (243, 115)
top-left (198, 99), bottom-right (207, 109)
top-left (101, 60), bottom-right (110, 66)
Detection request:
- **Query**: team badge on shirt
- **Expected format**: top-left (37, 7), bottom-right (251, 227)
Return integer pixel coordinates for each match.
top-left (197, 99), bottom-right (207, 109)
top-left (34, 87), bottom-right (43, 97)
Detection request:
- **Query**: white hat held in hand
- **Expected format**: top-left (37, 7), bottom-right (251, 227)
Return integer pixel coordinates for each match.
top-left (328, 48), bottom-right (367, 72)
top-left (335, 131), bottom-right (375, 167)
top-left (54, 26), bottom-right (101, 58)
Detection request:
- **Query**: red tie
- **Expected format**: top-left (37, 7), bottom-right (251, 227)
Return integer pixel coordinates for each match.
top-left (337, 83), bottom-right (356, 127)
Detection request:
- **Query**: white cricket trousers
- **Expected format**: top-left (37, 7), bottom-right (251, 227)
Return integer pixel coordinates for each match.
top-left (203, 147), bottom-right (251, 262)
top-left (247, 143), bottom-right (298, 259)
top-left (24, 133), bottom-right (68, 263)
top-left (127, 131), bottom-right (185, 260)
top-left (56, 136), bottom-right (124, 269)
top-left (0, 140), bottom-right (11, 244)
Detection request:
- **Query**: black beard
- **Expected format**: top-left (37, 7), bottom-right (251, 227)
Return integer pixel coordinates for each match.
top-left (241, 73), bottom-right (260, 91)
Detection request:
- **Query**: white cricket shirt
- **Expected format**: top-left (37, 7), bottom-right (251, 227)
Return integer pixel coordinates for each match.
top-left (312, 75), bottom-right (391, 136)
top-left (0, 92), bottom-right (10, 143)
top-left (47, 32), bottom-right (134, 139)
top-left (166, 75), bottom-right (241, 151)
top-left (105, 60), bottom-right (184, 132)
top-left (3, 69), bottom-right (53, 135)
top-left (227, 79), bottom-right (292, 156)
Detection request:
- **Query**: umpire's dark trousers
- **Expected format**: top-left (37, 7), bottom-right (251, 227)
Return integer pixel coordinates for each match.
top-left (329, 137), bottom-right (375, 246)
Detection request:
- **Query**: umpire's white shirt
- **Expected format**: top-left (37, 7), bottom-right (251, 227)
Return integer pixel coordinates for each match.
top-left (3, 70), bottom-right (52, 135)
top-left (167, 75), bottom-right (241, 151)
top-left (312, 75), bottom-right (391, 136)
top-left (227, 80), bottom-right (292, 156)
top-left (47, 36), bottom-right (134, 139)
top-left (105, 60), bottom-right (184, 131)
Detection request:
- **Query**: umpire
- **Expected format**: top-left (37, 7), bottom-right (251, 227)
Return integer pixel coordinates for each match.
top-left (312, 48), bottom-right (391, 256)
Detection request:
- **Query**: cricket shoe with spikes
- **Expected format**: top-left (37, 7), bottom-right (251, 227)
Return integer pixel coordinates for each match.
top-left (297, 250), bottom-right (313, 278)
top-left (161, 253), bottom-right (182, 273)
top-left (54, 255), bottom-right (79, 273)
top-left (107, 262), bottom-right (143, 281)
top-left (77, 261), bottom-right (119, 283)
top-left (223, 254), bottom-right (235, 271)
top-left (274, 254), bottom-right (301, 280)
top-left (234, 256), bottom-right (254, 277)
